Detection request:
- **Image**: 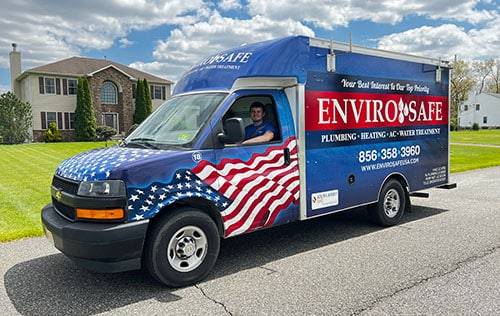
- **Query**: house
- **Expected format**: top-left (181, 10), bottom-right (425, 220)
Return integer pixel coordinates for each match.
top-left (9, 43), bottom-right (173, 141)
top-left (458, 92), bottom-right (500, 128)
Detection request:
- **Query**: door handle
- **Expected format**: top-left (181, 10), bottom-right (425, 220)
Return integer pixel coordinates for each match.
top-left (284, 148), bottom-right (291, 165)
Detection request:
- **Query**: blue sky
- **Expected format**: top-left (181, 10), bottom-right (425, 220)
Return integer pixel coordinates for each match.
top-left (1, 0), bottom-right (499, 92)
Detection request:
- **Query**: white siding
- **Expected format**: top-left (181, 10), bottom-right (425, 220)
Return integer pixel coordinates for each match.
top-left (458, 93), bottom-right (500, 128)
top-left (26, 75), bottom-right (77, 130)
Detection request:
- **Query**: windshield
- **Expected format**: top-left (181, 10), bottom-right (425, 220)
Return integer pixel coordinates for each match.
top-left (125, 93), bottom-right (227, 148)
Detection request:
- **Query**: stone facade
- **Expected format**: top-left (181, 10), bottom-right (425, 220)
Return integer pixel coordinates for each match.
top-left (33, 130), bottom-right (76, 142)
top-left (88, 67), bottom-right (134, 134)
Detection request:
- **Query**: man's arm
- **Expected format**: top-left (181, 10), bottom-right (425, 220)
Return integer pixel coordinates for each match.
top-left (242, 131), bottom-right (274, 144)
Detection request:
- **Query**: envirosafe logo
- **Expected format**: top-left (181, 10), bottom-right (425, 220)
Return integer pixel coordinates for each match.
top-left (305, 91), bottom-right (448, 130)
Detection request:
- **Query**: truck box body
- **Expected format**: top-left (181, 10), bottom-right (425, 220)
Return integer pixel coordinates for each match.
top-left (174, 35), bottom-right (450, 220)
top-left (42, 36), bottom-right (452, 282)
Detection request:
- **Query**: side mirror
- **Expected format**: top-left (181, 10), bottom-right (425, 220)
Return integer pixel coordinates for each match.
top-left (218, 117), bottom-right (245, 144)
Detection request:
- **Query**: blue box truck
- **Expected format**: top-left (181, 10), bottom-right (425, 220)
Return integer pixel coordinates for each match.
top-left (42, 36), bottom-right (455, 287)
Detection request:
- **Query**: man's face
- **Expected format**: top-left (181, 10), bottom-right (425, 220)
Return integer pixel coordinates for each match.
top-left (250, 107), bottom-right (265, 123)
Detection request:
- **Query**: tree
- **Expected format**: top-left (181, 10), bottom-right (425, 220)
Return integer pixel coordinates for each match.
top-left (143, 78), bottom-right (153, 118)
top-left (487, 59), bottom-right (500, 93)
top-left (75, 77), bottom-right (96, 140)
top-left (133, 79), bottom-right (146, 124)
top-left (0, 91), bottom-right (32, 144)
top-left (473, 59), bottom-right (494, 94)
top-left (451, 59), bottom-right (475, 130)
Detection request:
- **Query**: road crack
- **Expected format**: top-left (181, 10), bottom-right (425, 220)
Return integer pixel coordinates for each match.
top-left (195, 284), bottom-right (233, 316)
top-left (352, 245), bottom-right (500, 315)
top-left (259, 266), bottom-right (279, 275)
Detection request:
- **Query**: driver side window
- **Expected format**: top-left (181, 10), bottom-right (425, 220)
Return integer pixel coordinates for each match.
top-left (222, 95), bottom-right (281, 145)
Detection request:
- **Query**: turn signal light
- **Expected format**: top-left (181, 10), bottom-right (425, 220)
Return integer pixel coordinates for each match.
top-left (76, 208), bottom-right (125, 220)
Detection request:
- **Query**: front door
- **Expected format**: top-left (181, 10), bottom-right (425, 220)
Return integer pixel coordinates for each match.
top-left (102, 113), bottom-right (119, 132)
top-left (211, 90), bottom-right (299, 237)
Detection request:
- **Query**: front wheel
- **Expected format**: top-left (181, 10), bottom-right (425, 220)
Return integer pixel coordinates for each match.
top-left (370, 179), bottom-right (407, 226)
top-left (144, 208), bottom-right (220, 287)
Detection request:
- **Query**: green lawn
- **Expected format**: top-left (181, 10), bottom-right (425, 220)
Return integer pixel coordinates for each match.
top-left (451, 130), bottom-right (500, 146)
top-left (0, 142), bottom-right (113, 242)
top-left (450, 144), bottom-right (500, 173)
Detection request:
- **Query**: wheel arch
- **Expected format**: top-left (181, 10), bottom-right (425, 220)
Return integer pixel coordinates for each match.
top-left (377, 172), bottom-right (411, 202)
top-left (148, 198), bottom-right (225, 238)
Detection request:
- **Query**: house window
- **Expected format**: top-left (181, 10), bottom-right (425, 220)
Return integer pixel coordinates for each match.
top-left (483, 116), bottom-right (488, 124)
top-left (153, 85), bottom-right (163, 100)
top-left (476, 104), bottom-right (480, 111)
top-left (68, 79), bottom-right (77, 95)
top-left (101, 81), bottom-right (118, 104)
top-left (464, 105), bottom-right (468, 111)
top-left (44, 78), bottom-right (56, 94)
top-left (46, 112), bottom-right (57, 127)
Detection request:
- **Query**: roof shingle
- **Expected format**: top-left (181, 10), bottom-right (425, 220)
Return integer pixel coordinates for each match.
top-left (24, 56), bottom-right (173, 84)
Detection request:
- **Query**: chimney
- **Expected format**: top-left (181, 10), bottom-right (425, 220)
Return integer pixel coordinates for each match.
top-left (9, 43), bottom-right (21, 96)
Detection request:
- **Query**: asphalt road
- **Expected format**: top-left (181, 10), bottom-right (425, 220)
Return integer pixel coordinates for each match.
top-left (1, 167), bottom-right (499, 315)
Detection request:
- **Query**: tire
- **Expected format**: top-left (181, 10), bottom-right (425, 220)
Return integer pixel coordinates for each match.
top-left (144, 208), bottom-right (220, 287)
top-left (370, 179), bottom-right (407, 226)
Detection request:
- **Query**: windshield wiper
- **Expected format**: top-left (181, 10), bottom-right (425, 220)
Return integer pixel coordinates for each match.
top-left (129, 137), bottom-right (156, 142)
top-left (126, 138), bottom-right (159, 149)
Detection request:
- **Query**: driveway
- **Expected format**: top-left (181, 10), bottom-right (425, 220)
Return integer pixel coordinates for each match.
top-left (1, 167), bottom-right (499, 315)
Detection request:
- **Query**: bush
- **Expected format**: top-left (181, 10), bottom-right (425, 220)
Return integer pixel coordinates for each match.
top-left (96, 125), bottom-right (117, 141)
top-left (472, 123), bottom-right (480, 130)
top-left (127, 123), bottom-right (139, 136)
top-left (43, 122), bottom-right (62, 142)
top-left (0, 91), bottom-right (32, 144)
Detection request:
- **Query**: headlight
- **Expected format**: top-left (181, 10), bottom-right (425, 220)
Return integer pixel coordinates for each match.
top-left (77, 180), bottom-right (126, 197)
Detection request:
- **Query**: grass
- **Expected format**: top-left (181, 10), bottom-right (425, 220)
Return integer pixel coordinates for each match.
top-left (451, 129), bottom-right (500, 146)
top-left (0, 142), bottom-right (113, 242)
top-left (450, 144), bottom-right (500, 173)
top-left (1, 133), bottom-right (499, 243)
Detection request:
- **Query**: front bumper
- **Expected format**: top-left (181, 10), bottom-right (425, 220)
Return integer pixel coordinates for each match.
top-left (41, 204), bottom-right (149, 273)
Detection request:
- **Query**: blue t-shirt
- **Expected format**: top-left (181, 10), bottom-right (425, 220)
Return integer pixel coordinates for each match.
top-left (244, 122), bottom-right (276, 141)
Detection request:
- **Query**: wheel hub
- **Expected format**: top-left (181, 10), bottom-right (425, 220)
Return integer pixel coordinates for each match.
top-left (167, 225), bottom-right (208, 272)
top-left (383, 188), bottom-right (400, 218)
top-left (176, 237), bottom-right (196, 258)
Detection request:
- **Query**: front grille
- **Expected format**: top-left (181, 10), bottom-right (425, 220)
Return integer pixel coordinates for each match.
top-left (52, 175), bottom-right (79, 195)
top-left (52, 198), bottom-right (76, 221)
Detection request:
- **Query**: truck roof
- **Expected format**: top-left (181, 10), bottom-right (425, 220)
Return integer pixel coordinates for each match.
top-left (173, 36), bottom-right (450, 95)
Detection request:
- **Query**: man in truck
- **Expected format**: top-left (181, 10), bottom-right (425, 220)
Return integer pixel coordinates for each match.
top-left (242, 102), bottom-right (276, 144)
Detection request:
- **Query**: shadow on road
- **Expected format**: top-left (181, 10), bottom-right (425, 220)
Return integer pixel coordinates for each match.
top-left (4, 204), bottom-right (447, 315)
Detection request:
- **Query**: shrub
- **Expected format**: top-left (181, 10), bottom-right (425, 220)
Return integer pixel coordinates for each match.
top-left (134, 79), bottom-right (146, 124)
top-left (127, 123), bottom-right (139, 136)
top-left (43, 122), bottom-right (62, 142)
top-left (0, 91), bottom-right (32, 144)
top-left (96, 125), bottom-right (117, 141)
top-left (472, 123), bottom-right (480, 130)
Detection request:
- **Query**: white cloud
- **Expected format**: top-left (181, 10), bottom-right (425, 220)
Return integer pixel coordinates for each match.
top-left (0, 0), bottom-right (206, 70)
top-left (119, 38), bottom-right (134, 48)
top-left (0, 84), bottom-right (10, 94)
top-left (377, 17), bottom-right (500, 60)
top-left (218, 0), bottom-right (242, 11)
top-left (247, 0), bottom-right (497, 29)
top-left (130, 11), bottom-right (314, 80)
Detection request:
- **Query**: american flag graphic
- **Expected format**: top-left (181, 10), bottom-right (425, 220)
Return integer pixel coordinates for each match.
top-left (192, 137), bottom-right (299, 237)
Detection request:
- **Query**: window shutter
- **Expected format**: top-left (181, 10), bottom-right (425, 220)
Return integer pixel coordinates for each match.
top-left (63, 79), bottom-right (68, 95)
top-left (56, 78), bottom-right (61, 94)
top-left (57, 112), bottom-right (63, 129)
top-left (64, 112), bottom-right (69, 129)
top-left (150, 85), bottom-right (154, 99)
top-left (162, 86), bottom-right (166, 100)
top-left (132, 83), bottom-right (136, 98)
top-left (41, 112), bottom-right (47, 129)
top-left (39, 77), bottom-right (44, 94)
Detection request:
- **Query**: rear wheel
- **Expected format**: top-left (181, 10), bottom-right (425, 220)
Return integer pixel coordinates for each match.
top-left (370, 179), bottom-right (407, 226)
top-left (144, 208), bottom-right (220, 287)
